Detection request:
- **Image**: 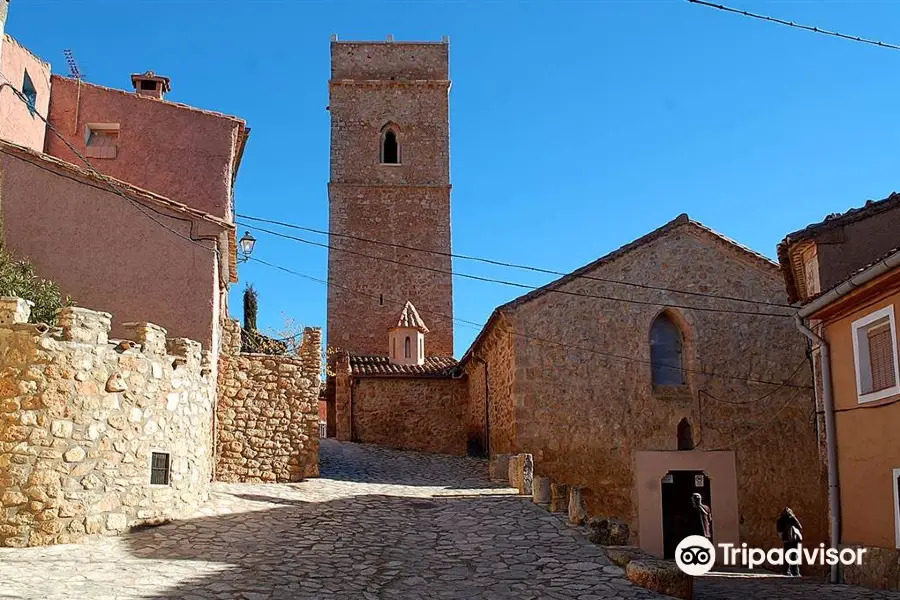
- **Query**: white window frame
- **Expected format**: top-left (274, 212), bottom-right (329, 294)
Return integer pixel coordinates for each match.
top-left (851, 305), bottom-right (900, 404)
top-left (893, 468), bottom-right (900, 549)
top-left (84, 122), bottom-right (120, 144)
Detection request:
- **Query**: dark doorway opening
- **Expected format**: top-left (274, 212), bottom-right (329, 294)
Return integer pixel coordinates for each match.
top-left (662, 470), bottom-right (712, 559)
top-left (677, 418), bottom-right (694, 450)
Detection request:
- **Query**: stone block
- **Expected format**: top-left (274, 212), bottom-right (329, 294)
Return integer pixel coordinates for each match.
top-left (507, 454), bottom-right (521, 491)
top-left (63, 446), bottom-right (86, 463)
top-left (121, 322), bottom-right (168, 356)
top-left (0, 297), bottom-right (33, 325)
top-left (588, 516), bottom-right (631, 546)
top-left (532, 476), bottom-right (551, 507)
top-left (489, 454), bottom-right (511, 482)
top-left (625, 559), bottom-right (693, 600)
top-left (106, 513), bottom-right (127, 531)
top-left (85, 515), bottom-right (103, 534)
top-left (521, 454), bottom-right (533, 496)
top-left (568, 485), bottom-right (587, 525)
top-left (57, 307), bottom-right (112, 345)
top-left (50, 420), bottom-right (73, 438)
top-left (166, 338), bottom-right (202, 367)
top-left (605, 545), bottom-right (655, 568)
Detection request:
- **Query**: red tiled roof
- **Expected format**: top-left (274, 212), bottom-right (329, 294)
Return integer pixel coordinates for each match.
top-left (392, 301), bottom-right (429, 333)
top-left (349, 354), bottom-right (457, 378)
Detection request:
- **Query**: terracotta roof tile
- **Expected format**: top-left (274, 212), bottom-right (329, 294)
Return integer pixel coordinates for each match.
top-left (349, 354), bottom-right (457, 378)
top-left (392, 301), bottom-right (429, 333)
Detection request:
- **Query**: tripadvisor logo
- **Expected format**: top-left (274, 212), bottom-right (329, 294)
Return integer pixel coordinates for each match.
top-left (675, 535), bottom-right (868, 576)
top-left (675, 536), bottom-right (716, 576)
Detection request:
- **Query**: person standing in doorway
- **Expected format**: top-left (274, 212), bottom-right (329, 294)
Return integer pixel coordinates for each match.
top-left (690, 492), bottom-right (713, 540)
top-left (777, 507), bottom-right (803, 577)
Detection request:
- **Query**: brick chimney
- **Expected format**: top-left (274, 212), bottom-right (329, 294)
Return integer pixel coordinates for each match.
top-left (130, 71), bottom-right (171, 100)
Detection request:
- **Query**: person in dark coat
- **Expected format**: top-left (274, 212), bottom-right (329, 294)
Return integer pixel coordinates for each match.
top-left (776, 507), bottom-right (803, 576)
top-left (690, 492), bottom-right (713, 540)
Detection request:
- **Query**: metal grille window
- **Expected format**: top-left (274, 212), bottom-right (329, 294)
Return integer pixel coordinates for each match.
top-left (150, 452), bottom-right (170, 485)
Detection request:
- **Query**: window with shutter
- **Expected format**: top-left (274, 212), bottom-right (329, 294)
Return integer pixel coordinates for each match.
top-left (85, 124), bottom-right (120, 159)
top-left (852, 306), bottom-right (900, 403)
top-left (869, 324), bottom-right (896, 392)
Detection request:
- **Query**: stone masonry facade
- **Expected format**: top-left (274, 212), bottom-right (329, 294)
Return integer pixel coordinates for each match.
top-left (0, 298), bottom-right (214, 547)
top-left (216, 319), bottom-right (322, 482)
top-left (462, 312), bottom-right (516, 457)
top-left (349, 377), bottom-right (467, 456)
top-left (327, 40), bottom-right (453, 356)
top-left (461, 217), bottom-right (829, 553)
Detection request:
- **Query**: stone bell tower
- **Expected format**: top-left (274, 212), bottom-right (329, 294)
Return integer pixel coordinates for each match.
top-left (327, 36), bottom-right (453, 357)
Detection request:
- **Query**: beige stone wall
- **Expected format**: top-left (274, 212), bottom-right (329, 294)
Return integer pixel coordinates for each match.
top-left (216, 326), bottom-right (322, 482)
top-left (476, 225), bottom-right (827, 551)
top-left (462, 313), bottom-right (516, 455)
top-left (349, 376), bottom-right (468, 456)
top-left (0, 299), bottom-right (214, 547)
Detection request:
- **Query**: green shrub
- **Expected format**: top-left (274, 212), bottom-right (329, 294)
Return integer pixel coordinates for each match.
top-left (0, 248), bottom-right (70, 324)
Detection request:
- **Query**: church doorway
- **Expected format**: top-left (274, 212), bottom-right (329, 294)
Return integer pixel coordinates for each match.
top-left (661, 470), bottom-right (712, 559)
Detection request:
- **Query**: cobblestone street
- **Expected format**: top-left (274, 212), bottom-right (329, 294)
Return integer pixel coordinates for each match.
top-left (0, 440), bottom-right (898, 599)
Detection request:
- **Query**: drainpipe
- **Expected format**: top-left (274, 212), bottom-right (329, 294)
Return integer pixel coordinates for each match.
top-left (794, 314), bottom-right (840, 583)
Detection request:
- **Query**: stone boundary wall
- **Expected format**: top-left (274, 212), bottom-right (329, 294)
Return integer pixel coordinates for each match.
top-left (331, 352), bottom-right (468, 456)
top-left (216, 319), bottom-right (322, 482)
top-left (0, 298), bottom-right (214, 547)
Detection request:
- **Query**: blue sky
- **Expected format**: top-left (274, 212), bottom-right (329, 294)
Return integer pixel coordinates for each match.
top-left (10, 1), bottom-right (900, 356)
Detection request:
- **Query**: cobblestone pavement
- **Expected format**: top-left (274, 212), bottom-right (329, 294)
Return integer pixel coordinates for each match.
top-left (0, 440), bottom-right (664, 600)
top-left (0, 440), bottom-right (898, 600)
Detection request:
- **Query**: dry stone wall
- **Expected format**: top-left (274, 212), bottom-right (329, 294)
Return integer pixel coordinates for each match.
top-left (216, 321), bottom-right (322, 482)
top-left (349, 376), bottom-right (468, 456)
top-left (0, 298), bottom-right (214, 547)
top-left (462, 313), bottom-right (516, 456)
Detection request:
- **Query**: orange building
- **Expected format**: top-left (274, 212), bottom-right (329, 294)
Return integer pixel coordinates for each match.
top-left (780, 194), bottom-right (900, 589)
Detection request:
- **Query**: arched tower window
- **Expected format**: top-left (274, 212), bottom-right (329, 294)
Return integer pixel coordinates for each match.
top-left (381, 128), bottom-right (400, 164)
top-left (677, 418), bottom-right (694, 450)
top-left (651, 312), bottom-right (684, 385)
top-left (404, 336), bottom-right (411, 359)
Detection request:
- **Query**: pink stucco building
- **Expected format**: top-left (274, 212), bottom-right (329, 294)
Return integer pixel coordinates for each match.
top-left (0, 8), bottom-right (247, 356)
top-left (0, 34), bottom-right (49, 152)
top-left (45, 74), bottom-right (249, 220)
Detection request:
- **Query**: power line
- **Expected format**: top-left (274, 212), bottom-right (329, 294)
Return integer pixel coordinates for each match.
top-left (247, 255), bottom-right (811, 390)
top-left (237, 213), bottom-right (794, 309)
top-left (238, 221), bottom-right (797, 319)
top-left (706, 386), bottom-right (805, 451)
top-left (699, 358), bottom-right (808, 406)
top-left (687, 0), bottom-right (900, 52)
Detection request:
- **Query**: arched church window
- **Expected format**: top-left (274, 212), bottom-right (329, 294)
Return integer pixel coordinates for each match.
top-left (381, 128), bottom-right (400, 164)
top-left (651, 312), bottom-right (684, 385)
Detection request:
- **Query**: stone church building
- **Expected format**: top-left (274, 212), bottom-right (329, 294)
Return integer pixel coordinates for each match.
top-left (324, 38), bottom-right (827, 556)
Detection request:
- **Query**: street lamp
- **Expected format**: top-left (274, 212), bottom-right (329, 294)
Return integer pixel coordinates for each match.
top-left (238, 231), bottom-right (256, 263)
